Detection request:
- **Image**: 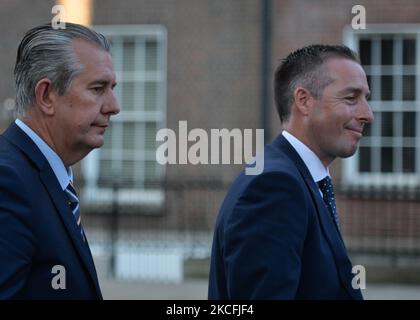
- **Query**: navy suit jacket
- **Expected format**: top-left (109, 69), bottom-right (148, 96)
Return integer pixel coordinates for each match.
top-left (208, 134), bottom-right (363, 300)
top-left (0, 123), bottom-right (102, 299)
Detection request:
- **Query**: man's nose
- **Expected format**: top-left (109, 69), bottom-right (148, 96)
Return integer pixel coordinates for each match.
top-left (358, 100), bottom-right (374, 124)
top-left (103, 91), bottom-right (121, 115)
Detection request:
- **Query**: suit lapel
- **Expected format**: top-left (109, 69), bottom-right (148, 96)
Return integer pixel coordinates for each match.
top-left (39, 170), bottom-right (102, 298)
top-left (302, 174), bottom-right (361, 299)
top-left (273, 135), bottom-right (362, 299)
top-left (3, 123), bottom-right (102, 298)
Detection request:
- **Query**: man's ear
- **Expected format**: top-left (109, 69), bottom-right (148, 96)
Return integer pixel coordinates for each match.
top-left (34, 78), bottom-right (56, 116)
top-left (293, 87), bottom-right (315, 116)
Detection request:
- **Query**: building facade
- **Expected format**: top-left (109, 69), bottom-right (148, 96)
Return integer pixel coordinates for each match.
top-left (1, 0), bottom-right (420, 281)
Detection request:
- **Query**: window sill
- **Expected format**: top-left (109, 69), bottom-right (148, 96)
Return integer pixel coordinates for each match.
top-left (81, 187), bottom-right (164, 209)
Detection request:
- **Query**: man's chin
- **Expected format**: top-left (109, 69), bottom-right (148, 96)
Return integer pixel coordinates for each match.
top-left (87, 135), bottom-right (105, 149)
top-left (340, 145), bottom-right (358, 158)
top-left (94, 140), bottom-right (104, 148)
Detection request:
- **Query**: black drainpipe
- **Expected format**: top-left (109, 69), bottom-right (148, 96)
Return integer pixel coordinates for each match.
top-left (261, 0), bottom-right (272, 142)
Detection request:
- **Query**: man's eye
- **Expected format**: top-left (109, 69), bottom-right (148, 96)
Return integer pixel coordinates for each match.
top-left (345, 96), bottom-right (357, 103)
top-left (91, 87), bottom-right (104, 93)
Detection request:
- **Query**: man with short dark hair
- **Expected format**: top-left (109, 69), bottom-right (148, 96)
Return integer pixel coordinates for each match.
top-left (0, 23), bottom-right (120, 299)
top-left (208, 45), bottom-right (373, 299)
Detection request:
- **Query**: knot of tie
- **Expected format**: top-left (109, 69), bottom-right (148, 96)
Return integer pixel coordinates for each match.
top-left (317, 176), bottom-right (341, 231)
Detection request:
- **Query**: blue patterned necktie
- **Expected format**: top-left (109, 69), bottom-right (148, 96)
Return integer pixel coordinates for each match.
top-left (317, 176), bottom-right (341, 232)
top-left (65, 182), bottom-right (85, 241)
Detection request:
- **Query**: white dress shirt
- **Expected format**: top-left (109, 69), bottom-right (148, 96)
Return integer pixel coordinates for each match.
top-left (15, 119), bottom-right (73, 191)
top-left (282, 130), bottom-right (330, 194)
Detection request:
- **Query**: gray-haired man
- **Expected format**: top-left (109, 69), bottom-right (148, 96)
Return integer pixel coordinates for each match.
top-left (0, 23), bottom-right (120, 299)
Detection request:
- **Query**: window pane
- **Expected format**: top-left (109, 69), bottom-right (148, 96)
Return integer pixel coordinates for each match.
top-left (122, 82), bottom-right (135, 111)
top-left (371, 147), bottom-right (380, 172)
top-left (144, 81), bottom-right (157, 111)
top-left (145, 122), bottom-right (157, 151)
top-left (359, 39), bottom-right (371, 65)
top-left (381, 76), bottom-right (393, 100)
top-left (121, 160), bottom-right (135, 185)
top-left (363, 122), bottom-right (372, 137)
top-left (403, 147), bottom-right (415, 172)
top-left (359, 147), bottom-right (371, 172)
top-left (369, 75), bottom-right (380, 100)
top-left (145, 160), bottom-right (156, 181)
top-left (123, 39), bottom-right (135, 71)
top-left (403, 75), bottom-right (415, 101)
top-left (99, 160), bottom-right (114, 186)
top-left (381, 112), bottom-right (394, 137)
top-left (145, 40), bottom-right (158, 71)
top-left (381, 39), bottom-right (393, 65)
top-left (103, 124), bottom-right (113, 149)
top-left (381, 147), bottom-right (393, 173)
top-left (403, 38), bottom-right (416, 65)
top-left (123, 122), bottom-right (135, 150)
top-left (403, 112), bottom-right (416, 137)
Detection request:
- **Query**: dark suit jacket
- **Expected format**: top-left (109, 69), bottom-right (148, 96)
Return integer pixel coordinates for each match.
top-left (0, 123), bottom-right (102, 299)
top-left (208, 134), bottom-right (363, 300)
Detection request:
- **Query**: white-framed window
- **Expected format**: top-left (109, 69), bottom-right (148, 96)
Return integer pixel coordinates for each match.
top-left (82, 25), bottom-right (167, 205)
top-left (343, 25), bottom-right (420, 187)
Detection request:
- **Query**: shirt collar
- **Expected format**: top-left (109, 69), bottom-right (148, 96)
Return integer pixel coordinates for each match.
top-left (15, 119), bottom-right (72, 190)
top-left (282, 130), bottom-right (329, 183)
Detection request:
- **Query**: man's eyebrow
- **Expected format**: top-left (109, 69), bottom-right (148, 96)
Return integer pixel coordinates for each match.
top-left (338, 87), bottom-right (370, 97)
top-left (88, 79), bottom-right (117, 87)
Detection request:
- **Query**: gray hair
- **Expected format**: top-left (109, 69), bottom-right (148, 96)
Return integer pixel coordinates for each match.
top-left (14, 22), bottom-right (110, 117)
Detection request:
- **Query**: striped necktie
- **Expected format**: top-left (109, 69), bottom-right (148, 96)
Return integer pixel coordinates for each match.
top-left (65, 182), bottom-right (85, 241)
